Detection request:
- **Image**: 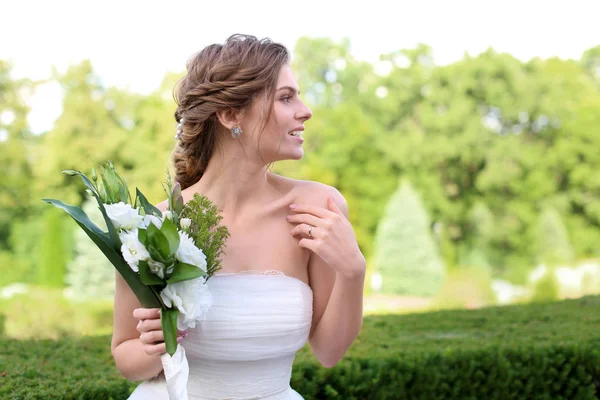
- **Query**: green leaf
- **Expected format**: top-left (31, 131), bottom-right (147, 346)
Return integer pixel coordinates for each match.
top-left (161, 308), bottom-right (179, 357)
top-left (62, 169), bottom-right (98, 198)
top-left (175, 195), bottom-right (184, 215)
top-left (41, 198), bottom-right (161, 308)
top-left (136, 188), bottom-right (163, 217)
top-left (161, 218), bottom-right (180, 256)
top-left (99, 167), bottom-right (118, 204)
top-left (167, 262), bottom-right (206, 284)
top-left (60, 169), bottom-right (122, 248)
top-left (138, 228), bottom-right (148, 246)
top-left (138, 260), bottom-right (165, 286)
top-left (147, 223), bottom-right (171, 261)
top-left (172, 181), bottom-right (182, 199)
top-left (62, 169), bottom-right (80, 176)
top-left (146, 245), bottom-right (168, 264)
top-left (116, 174), bottom-right (131, 205)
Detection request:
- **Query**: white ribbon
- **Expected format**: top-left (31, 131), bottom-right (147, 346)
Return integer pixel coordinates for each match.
top-left (160, 344), bottom-right (189, 400)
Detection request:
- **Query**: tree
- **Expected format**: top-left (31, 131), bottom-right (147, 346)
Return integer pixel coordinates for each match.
top-left (581, 45), bottom-right (600, 87)
top-left (459, 201), bottom-right (495, 269)
top-left (33, 60), bottom-right (131, 206)
top-left (37, 208), bottom-right (71, 287)
top-left (371, 46), bottom-right (600, 278)
top-left (373, 179), bottom-right (446, 297)
top-left (535, 207), bottom-right (574, 267)
top-left (66, 197), bottom-right (115, 300)
top-left (0, 60), bottom-right (34, 249)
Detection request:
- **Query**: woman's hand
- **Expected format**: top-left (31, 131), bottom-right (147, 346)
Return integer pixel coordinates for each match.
top-left (133, 308), bottom-right (187, 356)
top-left (287, 195), bottom-right (366, 278)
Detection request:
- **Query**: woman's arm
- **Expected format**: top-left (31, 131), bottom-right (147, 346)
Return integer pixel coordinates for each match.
top-left (110, 272), bottom-right (164, 381)
top-left (289, 185), bottom-right (366, 368)
top-left (308, 252), bottom-right (365, 368)
top-left (111, 200), bottom-right (171, 381)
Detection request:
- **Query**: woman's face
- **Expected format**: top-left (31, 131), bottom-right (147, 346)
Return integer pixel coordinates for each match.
top-left (240, 64), bottom-right (312, 164)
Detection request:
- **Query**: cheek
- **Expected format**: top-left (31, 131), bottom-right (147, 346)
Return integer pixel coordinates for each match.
top-left (266, 106), bottom-right (289, 136)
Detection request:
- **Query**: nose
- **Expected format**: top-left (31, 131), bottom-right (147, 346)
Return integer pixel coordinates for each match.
top-left (296, 100), bottom-right (312, 122)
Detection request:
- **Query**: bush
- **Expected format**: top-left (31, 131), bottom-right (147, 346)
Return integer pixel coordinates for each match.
top-left (2, 296), bottom-right (600, 399)
top-left (431, 266), bottom-right (497, 310)
top-left (530, 268), bottom-right (560, 303)
top-left (0, 287), bottom-right (113, 339)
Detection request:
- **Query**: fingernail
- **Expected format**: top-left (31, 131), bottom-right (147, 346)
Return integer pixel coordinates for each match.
top-left (289, 204), bottom-right (296, 209)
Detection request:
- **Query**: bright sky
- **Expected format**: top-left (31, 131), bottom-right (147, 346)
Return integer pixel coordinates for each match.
top-left (2, 0), bottom-right (599, 133)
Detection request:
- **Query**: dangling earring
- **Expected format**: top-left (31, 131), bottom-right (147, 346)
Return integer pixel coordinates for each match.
top-left (231, 126), bottom-right (243, 139)
top-left (175, 117), bottom-right (185, 140)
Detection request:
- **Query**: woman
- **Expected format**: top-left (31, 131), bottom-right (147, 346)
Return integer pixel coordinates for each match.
top-left (111, 34), bottom-right (366, 399)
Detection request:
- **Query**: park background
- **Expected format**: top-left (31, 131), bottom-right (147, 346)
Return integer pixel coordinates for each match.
top-left (2, 1), bottom-right (600, 398)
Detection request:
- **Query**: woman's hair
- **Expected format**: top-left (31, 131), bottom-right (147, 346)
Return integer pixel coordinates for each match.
top-left (172, 34), bottom-right (290, 190)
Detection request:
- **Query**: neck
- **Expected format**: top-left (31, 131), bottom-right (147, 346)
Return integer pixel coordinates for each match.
top-left (188, 145), bottom-right (273, 221)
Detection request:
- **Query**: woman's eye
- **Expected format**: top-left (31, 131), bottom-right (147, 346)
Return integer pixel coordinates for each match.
top-left (281, 96), bottom-right (292, 103)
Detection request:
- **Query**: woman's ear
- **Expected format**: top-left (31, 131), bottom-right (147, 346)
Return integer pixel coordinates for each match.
top-left (216, 108), bottom-right (241, 130)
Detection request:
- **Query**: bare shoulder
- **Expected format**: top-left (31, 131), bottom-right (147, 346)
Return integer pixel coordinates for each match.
top-left (154, 200), bottom-right (169, 213)
top-left (282, 176), bottom-right (349, 218)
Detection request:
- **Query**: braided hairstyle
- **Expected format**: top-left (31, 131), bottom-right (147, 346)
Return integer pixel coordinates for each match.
top-left (172, 34), bottom-right (290, 189)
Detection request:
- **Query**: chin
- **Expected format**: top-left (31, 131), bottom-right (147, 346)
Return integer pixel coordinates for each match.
top-left (287, 150), bottom-right (304, 160)
top-left (274, 151), bottom-right (304, 162)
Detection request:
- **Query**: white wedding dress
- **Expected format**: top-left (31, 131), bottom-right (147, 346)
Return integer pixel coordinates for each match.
top-left (128, 270), bottom-right (313, 400)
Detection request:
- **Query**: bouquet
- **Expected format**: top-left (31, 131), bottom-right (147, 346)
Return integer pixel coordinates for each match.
top-left (42, 161), bottom-right (229, 400)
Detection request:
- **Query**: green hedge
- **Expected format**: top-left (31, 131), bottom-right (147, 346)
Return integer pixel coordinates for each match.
top-left (2, 296), bottom-right (600, 399)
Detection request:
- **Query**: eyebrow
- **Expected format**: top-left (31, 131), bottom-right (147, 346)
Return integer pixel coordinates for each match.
top-left (276, 86), bottom-right (301, 94)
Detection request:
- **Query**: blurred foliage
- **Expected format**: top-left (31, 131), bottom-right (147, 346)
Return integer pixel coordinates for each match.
top-left (432, 266), bottom-right (497, 310)
top-left (530, 268), bottom-right (561, 303)
top-left (1, 37), bottom-right (600, 301)
top-left (37, 208), bottom-right (72, 287)
top-left (535, 206), bottom-right (574, 267)
top-left (66, 197), bottom-right (115, 300)
top-left (373, 179), bottom-right (446, 296)
top-left (0, 286), bottom-right (113, 339)
top-left (3, 296), bottom-right (600, 399)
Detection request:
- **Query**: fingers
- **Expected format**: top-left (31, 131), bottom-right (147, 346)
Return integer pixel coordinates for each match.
top-left (289, 203), bottom-right (334, 219)
top-left (133, 307), bottom-right (161, 320)
top-left (287, 213), bottom-right (321, 227)
top-left (136, 317), bottom-right (162, 334)
top-left (291, 223), bottom-right (317, 239)
top-left (143, 342), bottom-right (167, 357)
top-left (140, 329), bottom-right (164, 345)
top-left (141, 330), bottom-right (188, 356)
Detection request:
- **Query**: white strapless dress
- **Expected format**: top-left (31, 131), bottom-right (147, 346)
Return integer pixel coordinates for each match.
top-left (128, 270), bottom-right (313, 400)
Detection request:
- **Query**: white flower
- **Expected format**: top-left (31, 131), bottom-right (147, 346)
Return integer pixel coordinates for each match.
top-left (119, 229), bottom-right (150, 272)
top-left (163, 210), bottom-right (173, 220)
top-left (138, 214), bottom-right (163, 230)
top-left (176, 231), bottom-right (207, 272)
top-left (148, 259), bottom-right (167, 279)
top-left (180, 218), bottom-right (192, 230)
top-left (160, 277), bottom-right (212, 331)
top-left (105, 202), bottom-right (144, 231)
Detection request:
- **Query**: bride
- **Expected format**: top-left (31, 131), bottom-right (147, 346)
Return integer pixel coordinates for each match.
top-left (111, 34), bottom-right (366, 399)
